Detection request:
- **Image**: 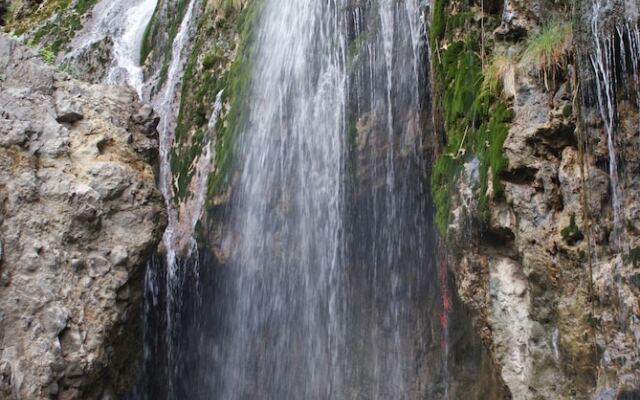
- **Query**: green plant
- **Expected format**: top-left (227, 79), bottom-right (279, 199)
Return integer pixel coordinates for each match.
top-left (430, 30), bottom-right (513, 236)
top-left (521, 20), bottom-right (572, 90)
top-left (203, 47), bottom-right (225, 69)
top-left (483, 50), bottom-right (518, 99)
top-left (27, 0), bottom-right (97, 55)
top-left (170, 0), bottom-right (262, 203)
top-left (475, 102), bottom-right (512, 215)
top-left (40, 47), bottom-right (56, 64)
top-left (561, 213), bottom-right (584, 245)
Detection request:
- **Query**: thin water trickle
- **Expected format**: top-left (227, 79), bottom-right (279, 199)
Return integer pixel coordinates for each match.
top-left (582, 1), bottom-right (640, 391)
top-left (177, 90), bottom-right (225, 257)
top-left (588, 1), bottom-right (640, 250)
top-left (150, 0), bottom-right (200, 395)
top-left (590, 0), bottom-right (624, 244)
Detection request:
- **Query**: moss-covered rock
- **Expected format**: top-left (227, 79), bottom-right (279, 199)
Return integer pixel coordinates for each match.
top-left (430, 0), bottom-right (511, 237)
top-left (3, 0), bottom-right (98, 55)
top-left (170, 0), bottom-right (259, 205)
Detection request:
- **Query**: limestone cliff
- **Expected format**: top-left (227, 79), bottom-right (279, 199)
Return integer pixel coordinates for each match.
top-left (0, 34), bottom-right (166, 399)
top-left (431, 0), bottom-right (640, 398)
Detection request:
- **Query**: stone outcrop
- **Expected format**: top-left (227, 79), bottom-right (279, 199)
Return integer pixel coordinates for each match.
top-left (435, 0), bottom-right (640, 398)
top-left (0, 34), bottom-right (166, 399)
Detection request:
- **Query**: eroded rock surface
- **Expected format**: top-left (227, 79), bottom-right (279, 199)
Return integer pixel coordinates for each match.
top-left (437, 1), bottom-right (640, 398)
top-left (0, 34), bottom-right (166, 399)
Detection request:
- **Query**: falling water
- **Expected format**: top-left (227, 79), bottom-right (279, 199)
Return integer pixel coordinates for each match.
top-left (589, 0), bottom-right (624, 244)
top-left (222, 2), bottom-right (347, 397)
top-left (581, 0), bottom-right (640, 390)
top-left (154, 0), bottom-right (200, 265)
top-left (160, 0), bottom-right (440, 398)
top-left (105, 0), bottom-right (158, 93)
top-left (65, 0), bottom-right (157, 94)
top-left (122, 0), bottom-right (442, 397)
top-left (150, 0), bottom-right (200, 395)
top-left (587, 0), bottom-right (640, 247)
top-left (175, 90), bottom-right (225, 256)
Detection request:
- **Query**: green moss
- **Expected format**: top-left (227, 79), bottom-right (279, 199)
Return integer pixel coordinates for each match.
top-left (170, 0), bottom-right (262, 203)
top-left (430, 0), bottom-right (448, 44)
top-left (139, 5), bottom-right (159, 65)
top-left (26, 0), bottom-right (98, 55)
top-left (578, 249), bottom-right (587, 261)
top-left (203, 47), bottom-right (226, 69)
top-left (74, 0), bottom-right (97, 14)
top-left (40, 47), bottom-right (56, 64)
top-left (431, 153), bottom-right (464, 235)
top-left (208, 0), bottom-right (262, 197)
top-left (6, 0), bottom-right (68, 34)
top-left (561, 213), bottom-right (584, 245)
top-left (476, 103), bottom-right (512, 217)
top-left (146, 0), bottom-right (191, 87)
top-left (429, 1), bottom-right (512, 237)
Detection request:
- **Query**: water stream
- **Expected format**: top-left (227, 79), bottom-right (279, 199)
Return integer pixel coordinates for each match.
top-left (583, 1), bottom-right (640, 391)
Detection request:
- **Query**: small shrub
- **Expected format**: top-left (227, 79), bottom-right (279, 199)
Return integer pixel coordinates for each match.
top-left (203, 48), bottom-right (225, 69)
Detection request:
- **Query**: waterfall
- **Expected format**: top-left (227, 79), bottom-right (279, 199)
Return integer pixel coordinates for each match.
top-left (65, 0), bottom-right (158, 95)
top-left (60, 0), bottom-right (445, 397)
top-left (105, 0), bottom-right (158, 94)
top-left (174, 89), bottom-right (225, 256)
top-left (149, 0), bottom-right (201, 395)
top-left (223, 1), bottom-right (347, 397)
top-left (154, 0), bottom-right (199, 266)
top-left (176, 0), bottom-right (439, 398)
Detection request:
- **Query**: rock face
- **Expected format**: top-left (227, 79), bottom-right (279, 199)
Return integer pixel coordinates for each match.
top-left (433, 0), bottom-right (640, 398)
top-left (0, 34), bottom-right (166, 399)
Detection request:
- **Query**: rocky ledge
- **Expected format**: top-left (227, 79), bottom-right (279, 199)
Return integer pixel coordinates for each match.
top-left (0, 34), bottom-right (166, 399)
